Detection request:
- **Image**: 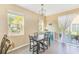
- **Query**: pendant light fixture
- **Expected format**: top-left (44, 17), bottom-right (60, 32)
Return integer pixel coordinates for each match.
top-left (38, 4), bottom-right (46, 32)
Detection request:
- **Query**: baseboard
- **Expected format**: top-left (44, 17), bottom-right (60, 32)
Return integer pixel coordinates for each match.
top-left (8, 43), bottom-right (29, 53)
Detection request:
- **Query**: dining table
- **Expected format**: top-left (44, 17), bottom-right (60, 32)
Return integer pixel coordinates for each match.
top-left (32, 33), bottom-right (50, 54)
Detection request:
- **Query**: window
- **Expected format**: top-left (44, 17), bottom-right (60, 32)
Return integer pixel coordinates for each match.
top-left (8, 11), bottom-right (24, 36)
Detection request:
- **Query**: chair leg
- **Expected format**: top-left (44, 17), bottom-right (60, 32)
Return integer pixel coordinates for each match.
top-left (32, 46), bottom-right (34, 54)
top-left (37, 42), bottom-right (40, 54)
top-left (43, 40), bottom-right (45, 52)
top-left (47, 40), bottom-right (49, 49)
top-left (29, 43), bottom-right (31, 51)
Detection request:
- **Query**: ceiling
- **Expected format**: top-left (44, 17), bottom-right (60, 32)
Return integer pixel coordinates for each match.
top-left (17, 4), bottom-right (79, 16)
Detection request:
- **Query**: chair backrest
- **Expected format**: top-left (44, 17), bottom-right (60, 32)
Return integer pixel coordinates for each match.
top-left (44, 33), bottom-right (49, 39)
top-left (34, 32), bottom-right (38, 38)
top-left (0, 34), bottom-right (11, 54)
top-left (29, 35), bottom-right (33, 40)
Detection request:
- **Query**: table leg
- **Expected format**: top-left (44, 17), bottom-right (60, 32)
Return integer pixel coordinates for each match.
top-left (37, 41), bottom-right (40, 54)
top-left (49, 38), bottom-right (50, 46)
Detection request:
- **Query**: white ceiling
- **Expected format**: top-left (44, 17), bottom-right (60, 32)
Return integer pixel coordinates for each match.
top-left (17, 4), bottom-right (79, 16)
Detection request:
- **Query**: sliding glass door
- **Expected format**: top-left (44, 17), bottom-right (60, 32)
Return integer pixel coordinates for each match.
top-left (58, 13), bottom-right (79, 45)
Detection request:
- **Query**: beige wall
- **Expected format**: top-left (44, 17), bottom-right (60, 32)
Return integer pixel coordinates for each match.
top-left (46, 8), bottom-right (79, 32)
top-left (0, 4), bottom-right (39, 49)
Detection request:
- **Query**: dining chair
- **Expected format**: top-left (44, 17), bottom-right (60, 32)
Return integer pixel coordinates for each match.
top-left (43, 33), bottom-right (49, 49)
top-left (38, 33), bottom-right (49, 52)
top-left (29, 35), bottom-right (38, 53)
top-left (0, 34), bottom-right (12, 54)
